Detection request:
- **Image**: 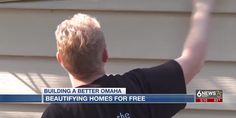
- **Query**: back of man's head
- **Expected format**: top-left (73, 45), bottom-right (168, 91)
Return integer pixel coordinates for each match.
top-left (55, 13), bottom-right (106, 79)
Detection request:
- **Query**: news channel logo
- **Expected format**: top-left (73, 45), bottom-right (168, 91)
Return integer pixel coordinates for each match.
top-left (195, 90), bottom-right (223, 102)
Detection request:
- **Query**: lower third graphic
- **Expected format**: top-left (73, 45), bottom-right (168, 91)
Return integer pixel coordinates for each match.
top-left (196, 90), bottom-right (223, 102)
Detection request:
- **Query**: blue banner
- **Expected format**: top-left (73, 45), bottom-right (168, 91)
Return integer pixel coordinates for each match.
top-left (0, 95), bottom-right (41, 102)
top-left (0, 94), bottom-right (194, 103)
top-left (43, 94), bottom-right (194, 103)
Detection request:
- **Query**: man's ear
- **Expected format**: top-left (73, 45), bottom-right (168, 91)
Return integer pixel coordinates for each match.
top-left (56, 51), bottom-right (63, 66)
top-left (102, 48), bottom-right (108, 63)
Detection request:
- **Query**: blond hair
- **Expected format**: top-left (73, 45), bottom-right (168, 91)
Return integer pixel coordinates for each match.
top-left (55, 13), bottom-right (105, 78)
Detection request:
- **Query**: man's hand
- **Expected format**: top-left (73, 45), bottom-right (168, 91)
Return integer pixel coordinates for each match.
top-left (193, 0), bottom-right (215, 12)
top-left (175, 0), bottom-right (215, 84)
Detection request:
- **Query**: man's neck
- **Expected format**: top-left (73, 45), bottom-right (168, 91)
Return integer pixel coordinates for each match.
top-left (68, 71), bottom-right (105, 87)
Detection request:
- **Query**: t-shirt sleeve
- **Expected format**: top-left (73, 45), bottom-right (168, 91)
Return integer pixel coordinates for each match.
top-left (122, 60), bottom-right (186, 94)
top-left (122, 60), bottom-right (186, 117)
top-left (142, 60), bottom-right (187, 117)
top-left (142, 60), bottom-right (186, 94)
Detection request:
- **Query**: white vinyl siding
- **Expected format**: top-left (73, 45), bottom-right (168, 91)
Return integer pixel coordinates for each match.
top-left (0, 0), bottom-right (235, 118)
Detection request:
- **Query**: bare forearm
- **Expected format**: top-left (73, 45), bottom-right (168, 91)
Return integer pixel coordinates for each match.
top-left (176, 0), bottom-right (215, 83)
top-left (182, 7), bottom-right (212, 69)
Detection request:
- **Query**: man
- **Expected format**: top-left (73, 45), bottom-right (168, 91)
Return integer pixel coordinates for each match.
top-left (42, 0), bottom-right (215, 117)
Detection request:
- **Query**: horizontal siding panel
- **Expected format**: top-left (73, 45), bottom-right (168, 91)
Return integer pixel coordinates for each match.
top-left (0, 10), bottom-right (236, 61)
top-left (0, 56), bottom-right (71, 94)
top-left (0, 0), bottom-right (236, 13)
top-left (0, 56), bottom-right (235, 110)
top-left (0, 104), bottom-right (45, 118)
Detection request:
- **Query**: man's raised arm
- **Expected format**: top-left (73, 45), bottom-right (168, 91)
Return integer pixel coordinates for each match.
top-left (175, 0), bottom-right (215, 84)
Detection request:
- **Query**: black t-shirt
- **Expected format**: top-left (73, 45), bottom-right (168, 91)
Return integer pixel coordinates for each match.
top-left (42, 60), bottom-right (186, 118)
